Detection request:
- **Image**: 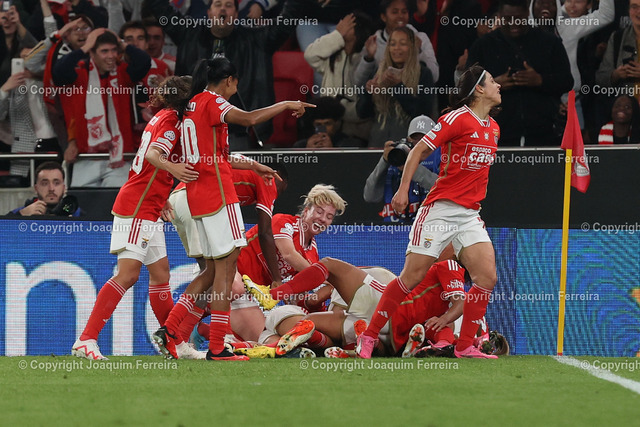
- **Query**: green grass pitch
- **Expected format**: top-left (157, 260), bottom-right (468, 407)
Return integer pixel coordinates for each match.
top-left (1, 355), bottom-right (638, 426)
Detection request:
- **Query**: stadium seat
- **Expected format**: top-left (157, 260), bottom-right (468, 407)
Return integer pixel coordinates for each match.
top-left (268, 51), bottom-right (314, 147)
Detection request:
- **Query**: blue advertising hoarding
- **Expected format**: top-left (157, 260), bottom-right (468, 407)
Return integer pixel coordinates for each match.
top-left (0, 219), bottom-right (638, 356)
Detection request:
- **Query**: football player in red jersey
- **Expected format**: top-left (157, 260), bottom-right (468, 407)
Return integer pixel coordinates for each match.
top-left (167, 166), bottom-right (288, 344)
top-left (244, 257), bottom-right (466, 358)
top-left (72, 76), bottom-right (198, 361)
top-left (153, 57), bottom-right (314, 361)
top-left (357, 64), bottom-right (503, 359)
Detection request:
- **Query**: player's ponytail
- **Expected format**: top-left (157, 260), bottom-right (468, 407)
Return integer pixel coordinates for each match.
top-left (444, 64), bottom-right (500, 117)
top-left (187, 58), bottom-right (239, 105)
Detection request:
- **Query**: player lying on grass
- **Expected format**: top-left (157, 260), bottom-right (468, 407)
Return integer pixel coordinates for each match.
top-left (242, 258), bottom-right (468, 358)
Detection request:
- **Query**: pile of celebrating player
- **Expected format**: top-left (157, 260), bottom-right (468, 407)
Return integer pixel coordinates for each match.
top-left (72, 60), bottom-right (510, 362)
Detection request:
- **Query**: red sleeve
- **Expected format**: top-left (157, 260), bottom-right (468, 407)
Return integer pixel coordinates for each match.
top-left (272, 215), bottom-right (294, 241)
top-left (435, 260), bottom-right (466, 299)
top-left (420, 112), bottom-right (458, 151)
top-left (255, 176), bottom-right (277, 217)
top-left (208, 94), bottom-right (235, 125)
top-left (149, 111), bottom-right (180, 155)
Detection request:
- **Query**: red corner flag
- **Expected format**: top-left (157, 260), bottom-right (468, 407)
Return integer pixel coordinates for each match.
top-left (560, 90), bottom-right (590, 193)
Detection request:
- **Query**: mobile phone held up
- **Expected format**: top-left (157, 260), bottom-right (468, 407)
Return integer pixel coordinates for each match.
top-left (11, 58), bottom-right (24, 75)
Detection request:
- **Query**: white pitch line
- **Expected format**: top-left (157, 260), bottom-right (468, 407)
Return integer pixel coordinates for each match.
top-left (552, 356), bottom-right (640, 395)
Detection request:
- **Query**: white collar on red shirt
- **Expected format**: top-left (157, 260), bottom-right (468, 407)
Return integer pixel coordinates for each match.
top-left (298, 216), bottom-right (313, 251)
top-left (464, 105), bottom-right (490, 127)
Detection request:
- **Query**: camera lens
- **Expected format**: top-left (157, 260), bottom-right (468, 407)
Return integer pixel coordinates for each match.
top-left (388, 143), bottom-right (411, 167)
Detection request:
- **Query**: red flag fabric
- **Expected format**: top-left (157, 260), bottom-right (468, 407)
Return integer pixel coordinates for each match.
top-left (560, 90), bottom-right (590, 193)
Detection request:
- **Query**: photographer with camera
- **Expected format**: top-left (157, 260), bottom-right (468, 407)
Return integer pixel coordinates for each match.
top-left (293, 96), bottom-right (365, 148)
top-left (7, 161), bottom-right (81, 216)
top-left (363, 115), bottom-right (439, 223)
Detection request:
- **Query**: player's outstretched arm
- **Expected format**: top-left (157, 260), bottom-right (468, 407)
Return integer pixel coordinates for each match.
top-left (391, 141), bottom-right (433, 213)
top-left (225, 101), bottom-right (315, 127)
top-left (229, 154), bottom-right (282, 184)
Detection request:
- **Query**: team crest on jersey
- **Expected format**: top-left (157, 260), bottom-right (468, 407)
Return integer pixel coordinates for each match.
top-left (461, 143), bottom-right (495, 171)
top-left (164, 130), bottom-right (176, 141)
top-left (141, 238), bottom-right (149, 249)
top-left (216, 97), bottom-right (225, 104)
top-left (493, 129), bottom-right (499, 144)
top-left (423, 236), bottom-right (433, 249)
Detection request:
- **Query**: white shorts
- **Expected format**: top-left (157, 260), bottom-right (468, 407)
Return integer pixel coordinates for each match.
top-left (407, 200), bottom-right (491, 258)
top-left (168, 189), bottom-right (203, 258)
top-left (264, 305), bottom-right (307, 336)
top-left (328, 274), bottom-right (389, 345)
top-left (195, 203), bottom-right (247, 259)
top-left (230, 293), bottom-right (259, 310)
top-left (110, 217), bottom-right (166, 265)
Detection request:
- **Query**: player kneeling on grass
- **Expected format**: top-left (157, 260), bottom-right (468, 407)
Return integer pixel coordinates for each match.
top-left (72, 76), bottom-right (199, 360)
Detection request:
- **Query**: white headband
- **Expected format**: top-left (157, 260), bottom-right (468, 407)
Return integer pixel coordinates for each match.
top-left (467, 70), bottom-right (486, 97)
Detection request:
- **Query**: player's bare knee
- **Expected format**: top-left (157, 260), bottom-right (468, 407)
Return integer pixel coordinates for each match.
top-left (400, 265), bottom-right (430, 288)
top-left (114, 273), bottom-right (139, 289)
top-left (320, 257), bottom-right (337, 268)
top-left (471, 271), bottom-right (497, 289)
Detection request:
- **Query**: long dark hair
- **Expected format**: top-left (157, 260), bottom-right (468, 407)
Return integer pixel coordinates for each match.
top-left (187, 57), bottom-right (238, 104)
top-left (445, 64), bottom-right (500, 116)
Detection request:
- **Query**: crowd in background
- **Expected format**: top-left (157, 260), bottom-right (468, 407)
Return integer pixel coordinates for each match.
top-left (1, 0), bottom-right (640, 188)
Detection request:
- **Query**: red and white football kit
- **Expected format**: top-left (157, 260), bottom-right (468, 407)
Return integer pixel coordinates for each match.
top-left (182, 90), bottom-right (245, 258)
top-left (237, 214), bottom-right (319, 286)
top-left (408, 105), bottom-right (500, 258)
top-left (170, 170), bottom-right (278, 258)
top-left (390, 260), bottom-right (466, 352)
top-left (110, 108), bottom-right (181, 264)
top-left (77, 109), bottom-right (180, 346)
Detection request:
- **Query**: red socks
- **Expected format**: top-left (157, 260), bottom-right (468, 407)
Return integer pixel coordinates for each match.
top-left (271, 262), bottom-right (329, 300)
top-left (163, 294), bottom-right (195, 344)
top-left (80, 279), bottom-right (126, 341)
top-left (425, 326), bottom-right (455, 345)
top-left (209, 310), bottom-right (230, 354)
top-left (306, 330), bottom-right (329, 349)
top-left (148, 283), bottom-right (173, 325)
top-left (363, 277), bottom-right (411, 339)
top-left (177, 306), bottom-right (206, 342)
top-left (457, 284), bottom-right (492, 350)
